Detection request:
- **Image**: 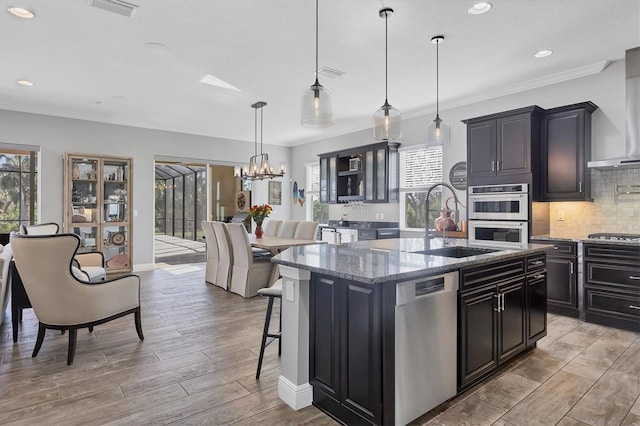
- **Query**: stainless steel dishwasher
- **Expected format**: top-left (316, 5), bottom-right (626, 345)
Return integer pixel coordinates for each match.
top-left (395, 271), bottom-right (458, 425)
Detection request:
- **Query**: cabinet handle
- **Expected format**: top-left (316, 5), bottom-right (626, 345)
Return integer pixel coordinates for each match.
top-left (491, 161), bottom-right (495, 171)
top-left (553, 246), bottom-right (559, 250)
top-left (630, 305), bottom-right (640, 310)
top-left (501, 293), bottom-right (505, 312)
top-left (579, 181), bottom-right (583, 193)
top-left (630, 276), bottom-right (640, 280)
top-left (496, 160), bottom-right (501, 171)
top-left (534, 274), bottom-right (545, 279)
top-left (494, 294), bottom-right (500, 312)
top-left (532, 260), bottom-right (543, 265)
top-left (570, 261), bottom-right (574, 275)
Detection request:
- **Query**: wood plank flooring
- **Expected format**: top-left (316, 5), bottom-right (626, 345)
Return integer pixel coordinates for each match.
top-left (1, 263), bottom-right (638, 425)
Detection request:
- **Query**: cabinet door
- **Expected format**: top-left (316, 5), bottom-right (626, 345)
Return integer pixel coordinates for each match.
top-left (527, 271), bottom-right (547, 344)
top-left (541, 109), bottom-right (588, 200)
top-left (467, 121), bottom-right (496, 179)
top-left (364, 150), bottom-right (374, 201)
top-left (547, 256), bottom-right (577, 310)
top-left (496, 113), bottom-right (530, 176)
top-left (328, 156), bottom-right (337, 204)
top-left (459, 286), bottom-right (498, 388)
top-left (310, 275), bottom-right (341, 399)
top-left (497, 278), bottom-right (526, 364)
top-left (374, 147), bottom-right (387, 202)
top-left (102, 158), bottom-right (131, 273)
top-left (387, 147), bottom-right (399, 203)
top-left (340, 282), bottom-right (381, 423)
top-left (319, 157), bottom-right (328, 203)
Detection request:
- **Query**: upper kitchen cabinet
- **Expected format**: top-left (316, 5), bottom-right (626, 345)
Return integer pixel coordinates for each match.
top-left (463, 106), bottom-right (543, 185)
top-left (535, 102), bottom-right (598, 202)
top-left (318, 141), bottom-right (400, 204)
top-left (63, 153), bottom-right (133, 275)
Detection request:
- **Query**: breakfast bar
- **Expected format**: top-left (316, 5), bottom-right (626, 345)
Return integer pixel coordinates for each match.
top-left (272, 238), bottom-right (551, 425)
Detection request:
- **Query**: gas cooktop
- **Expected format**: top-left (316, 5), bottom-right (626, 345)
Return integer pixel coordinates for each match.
top-left (587, 233), bottom-right (640, 242)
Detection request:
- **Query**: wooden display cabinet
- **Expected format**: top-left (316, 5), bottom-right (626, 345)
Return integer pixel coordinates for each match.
top-left (63, 153), bottom-right (133, 275)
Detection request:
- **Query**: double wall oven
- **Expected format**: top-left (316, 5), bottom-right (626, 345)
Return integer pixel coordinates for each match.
top-left (468, 183), bottom-right (529, 249)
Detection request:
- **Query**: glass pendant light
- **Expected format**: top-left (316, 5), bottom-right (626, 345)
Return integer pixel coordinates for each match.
top-left (301, 0), bottom-right (332, 127)
top-left (374, 7), bottom-right (401, 141)
top-left (426, 35), bottom-right (450, 146)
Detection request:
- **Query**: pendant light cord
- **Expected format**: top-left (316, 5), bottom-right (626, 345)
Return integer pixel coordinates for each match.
top-left (436, 39), bottom-right (439, 116)
top-left (384, 11), bottom-right (388, 103)
top-left (315, 0), bottom-right (319, 84)
top-left (254, 106), bottom-right (258, 157)
top-left (260, 106), bottom-right (264, 154)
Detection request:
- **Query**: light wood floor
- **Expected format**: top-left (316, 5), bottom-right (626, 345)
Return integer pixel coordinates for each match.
top-left (0, 263), bottom-right (638, 425)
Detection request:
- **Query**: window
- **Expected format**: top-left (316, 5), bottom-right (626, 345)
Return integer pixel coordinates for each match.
top-left (306, 162), bottom-right (328, 223)
top-left (399, 145), bottom-right (443, 230)
top-left (0, 147), bottom-right (38, 232)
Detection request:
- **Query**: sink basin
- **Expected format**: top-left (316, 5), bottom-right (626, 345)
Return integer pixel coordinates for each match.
top-left (412, 246), bottom-right (500, 258)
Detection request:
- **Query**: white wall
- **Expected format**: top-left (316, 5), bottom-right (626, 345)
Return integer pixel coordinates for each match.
top-left (289, 59), bottom-right (627, 222)
top-left (0, 110), bottom-right (290, 270)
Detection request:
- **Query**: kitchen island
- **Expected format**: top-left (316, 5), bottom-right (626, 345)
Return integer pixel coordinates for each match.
top-left (272, 238), bottom-right (551, 426)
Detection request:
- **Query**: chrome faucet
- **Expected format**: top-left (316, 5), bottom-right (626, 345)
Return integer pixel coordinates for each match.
top-left (424, 182), bottom-right (460, 248)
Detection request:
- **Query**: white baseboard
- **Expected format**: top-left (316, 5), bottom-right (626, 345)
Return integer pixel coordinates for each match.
top-left (278, 376), bottom-right (312, 410)
top-left (132, 263), bottom-right (154, 272)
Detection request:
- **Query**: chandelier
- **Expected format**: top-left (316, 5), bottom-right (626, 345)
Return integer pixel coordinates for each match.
top-left (235, 101), bottom-right (285, 181)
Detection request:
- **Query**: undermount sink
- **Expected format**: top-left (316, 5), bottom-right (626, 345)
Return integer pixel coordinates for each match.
top-left (412, 246), bottom-right (500, 258)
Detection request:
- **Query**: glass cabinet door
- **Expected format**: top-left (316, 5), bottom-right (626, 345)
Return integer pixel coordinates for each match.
top-left (365, 150), bottom-right (374, 201)
top-left (319, 157), bottom-right (328, 203)
top-left (72, 225), bottom-right (99, 253)
top-left (375, 148), bottom-right (387, 201)
top-left (103, 224), bottom-right (129, 271)
top-left (328, 156), bottom-right (337, 203)
top-left (71, 158), bottom-right (98, 224)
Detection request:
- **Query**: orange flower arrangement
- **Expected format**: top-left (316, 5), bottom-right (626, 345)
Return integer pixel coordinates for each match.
top-left (248, 204), bottom-right (272, 223)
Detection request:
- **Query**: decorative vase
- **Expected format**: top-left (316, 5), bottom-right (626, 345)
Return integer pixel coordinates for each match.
top-left (255, 221), bottom-right (264, 239)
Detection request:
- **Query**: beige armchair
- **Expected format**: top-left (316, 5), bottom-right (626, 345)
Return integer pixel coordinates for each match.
top-left (227, 223), bottom-right (273, 298)
top-left (11, 233), bottom-right (143, 365)
top-left (19, 222), bottom-right (106, 282)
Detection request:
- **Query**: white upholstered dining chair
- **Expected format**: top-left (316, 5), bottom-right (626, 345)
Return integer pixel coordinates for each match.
top-left (293, 221), bottom-right (319, 240)
top-left (277, 220), bottom-right (299, 238)
top-left (263, 220), bottom-right (282, 237)
top-left (211, 222), bottom-right (232, 290)
top-left (227, 223), bottom-right (273, 298)
top-left (201, 221), bottom-right (218, 285)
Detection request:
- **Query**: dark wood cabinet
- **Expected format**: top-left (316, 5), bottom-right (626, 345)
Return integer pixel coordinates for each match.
top-left (459, 255), bottom-right (545, 390)
top-left (310, 274), bottom-right (383, 425)
top-left (537, 102), bottom-right (597, 201)
top-left (463, 106), bottom-right (543, 185)
top-left (538, 241), bottom-right (579, 318)
top-left (584, 244), bottom-right (640, 332)
top-left (319, 141), bottom-right (399, 204)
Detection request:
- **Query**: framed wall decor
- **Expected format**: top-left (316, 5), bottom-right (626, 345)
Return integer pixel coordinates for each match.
top-left (268, 181), bottom-right (282, 205)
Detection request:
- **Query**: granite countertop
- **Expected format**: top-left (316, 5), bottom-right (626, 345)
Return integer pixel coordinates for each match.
top-left (532, 235), bottom-right (640, 246)
top-left (272, 238), bottom-right (551, 284)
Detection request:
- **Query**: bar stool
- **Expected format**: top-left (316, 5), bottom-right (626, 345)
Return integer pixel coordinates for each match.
top-left (256, 279), bottom-right (282, 379)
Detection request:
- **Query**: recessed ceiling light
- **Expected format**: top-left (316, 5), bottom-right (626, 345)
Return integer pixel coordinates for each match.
top-left (468, 2), bottom-right (492, 15)
top-left (534, 49), bottom-right (553, 58)
top-left (16, 79), bottom-right (34, 87)
top-left (7, 6), bottom-right (35, 18)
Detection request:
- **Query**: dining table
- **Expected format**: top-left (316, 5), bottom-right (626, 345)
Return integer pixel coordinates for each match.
top-left (249, 235), bottom-right (326, 284)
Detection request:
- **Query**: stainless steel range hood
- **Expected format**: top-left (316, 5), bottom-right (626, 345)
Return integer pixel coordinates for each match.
top-left (588, 47), bottom-right (640, 169)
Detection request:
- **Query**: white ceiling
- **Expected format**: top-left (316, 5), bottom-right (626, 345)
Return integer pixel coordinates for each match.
top-left (1, 0), bottom-right (639, 147)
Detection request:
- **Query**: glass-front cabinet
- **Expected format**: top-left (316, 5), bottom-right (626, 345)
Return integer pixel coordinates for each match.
top-left (64, 153), bottom-right (132, 275)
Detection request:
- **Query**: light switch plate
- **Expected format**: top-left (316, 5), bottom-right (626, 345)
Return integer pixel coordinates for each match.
top-left (286, 281), bottom-right (294, 302)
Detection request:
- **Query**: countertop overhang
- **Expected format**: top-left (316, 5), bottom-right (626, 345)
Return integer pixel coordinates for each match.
top-left (272, 238), bottom-right (552, 284)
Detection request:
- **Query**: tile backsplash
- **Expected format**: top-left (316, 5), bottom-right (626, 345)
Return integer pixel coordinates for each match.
top-left (549, 167), bottom-right (640, 237)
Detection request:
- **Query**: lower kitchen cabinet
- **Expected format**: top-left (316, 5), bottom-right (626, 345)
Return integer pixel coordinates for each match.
top-left (310, 274), bottom-right (384, 425)
top-left (584, 243), bottom-right (640, 332)
top-left (459, 255), bottom-right (546, 390)
top-left (542, 241), bottom-right (578, 318)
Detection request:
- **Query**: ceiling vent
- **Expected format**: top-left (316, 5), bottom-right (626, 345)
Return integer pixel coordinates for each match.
top-left (318, 67), bottom-right (346, 79)
top-left (89, 0), bottom-right (138, 18)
